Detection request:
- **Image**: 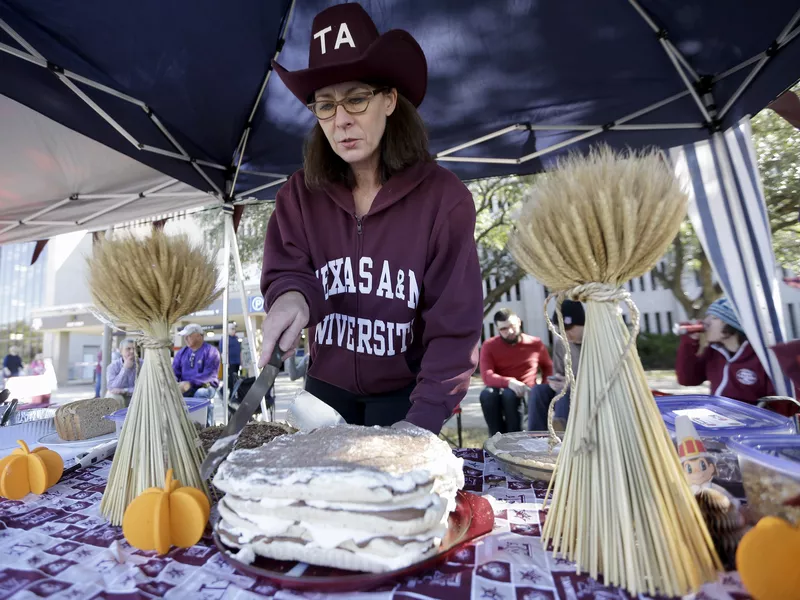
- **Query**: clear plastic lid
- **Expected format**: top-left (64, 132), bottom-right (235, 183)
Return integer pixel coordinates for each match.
top-left (727, 434), bottom-right (800, 479)
top-left (656, 395), bottom-right (795, 438)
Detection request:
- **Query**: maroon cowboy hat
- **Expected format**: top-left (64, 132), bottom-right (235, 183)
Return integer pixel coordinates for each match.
top-left (272, 3), bottom-right (427, 107)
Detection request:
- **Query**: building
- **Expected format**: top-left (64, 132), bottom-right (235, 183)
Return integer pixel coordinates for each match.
top-left (0, 240), bottom-right (48, 362)
top-left (26, 213), bottom-right (267, 385)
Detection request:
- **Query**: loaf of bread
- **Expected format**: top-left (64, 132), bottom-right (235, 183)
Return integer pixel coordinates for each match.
top-left (54, 397), bottom-right (122, 441)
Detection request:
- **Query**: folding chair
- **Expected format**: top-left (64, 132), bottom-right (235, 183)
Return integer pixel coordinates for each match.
top-left (440, 405), bottom-right (463, 448)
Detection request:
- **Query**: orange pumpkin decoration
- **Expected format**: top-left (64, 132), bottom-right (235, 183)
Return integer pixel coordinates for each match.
top-left (122, 469), bottom-right (210, 555)
top-left (736, 516), bottom-right (800, 600)
top-left (0, 440), bottom-right (64, 500)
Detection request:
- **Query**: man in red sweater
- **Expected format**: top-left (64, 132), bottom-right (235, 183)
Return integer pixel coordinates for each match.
top-left (480, 308), bottom-right (553, 435)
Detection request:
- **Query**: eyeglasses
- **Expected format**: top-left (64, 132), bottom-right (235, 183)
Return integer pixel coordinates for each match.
top-left (307, 88), bottom-right (388, 121)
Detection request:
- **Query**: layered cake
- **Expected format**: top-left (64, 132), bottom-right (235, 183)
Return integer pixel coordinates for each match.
top-left (213, 424), bottom-right (464, 573)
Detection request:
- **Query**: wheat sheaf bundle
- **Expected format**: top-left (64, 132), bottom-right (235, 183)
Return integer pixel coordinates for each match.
top-left (509, 146), bottom-right (720, 597)
top-left (88, 231), bottom-right (221, 525)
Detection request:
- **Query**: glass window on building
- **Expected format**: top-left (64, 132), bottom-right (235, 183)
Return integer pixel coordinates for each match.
top-left (0, 242), bottom-right (47, 365)
top-left (643, 313), bottom-right (651, 333)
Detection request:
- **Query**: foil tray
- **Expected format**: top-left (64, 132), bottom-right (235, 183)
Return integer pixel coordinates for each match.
top-left (0, 409), bottom-right (57, 451)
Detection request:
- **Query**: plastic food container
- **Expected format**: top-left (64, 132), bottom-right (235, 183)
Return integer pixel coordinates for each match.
top-left (0, 409), bottom-right (57, 452)
top-left (657, 396), bottom-right (795, 491)
top-left (727, 435), bottom-right (800, 524)
top-left (104, 398), bottom-right (210, 435)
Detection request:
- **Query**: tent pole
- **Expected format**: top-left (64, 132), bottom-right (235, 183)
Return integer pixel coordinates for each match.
top-left (220, 210), bottom-right (232, 426)
top-left (99, 323), bottom-right (112, 398)
top-left (225, 214), bottom-right (269, 421)
top-left (234, 177), bottom-right (288, 201)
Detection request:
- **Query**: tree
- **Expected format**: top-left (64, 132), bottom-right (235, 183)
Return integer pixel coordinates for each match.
top-left (469, 176), bottom-right (532, 316)
top-left (751, 90), bottom-right (800, 273)
top-left (654, 89), bottom-right (800, 317)
top-left (652, 221), bottom-right (721, 319)
top-left (195, 202), bottom-right (274, 282)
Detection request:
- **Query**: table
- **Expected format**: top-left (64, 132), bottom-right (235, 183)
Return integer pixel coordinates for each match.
top-left (0, 449), bottom-right (753, 600)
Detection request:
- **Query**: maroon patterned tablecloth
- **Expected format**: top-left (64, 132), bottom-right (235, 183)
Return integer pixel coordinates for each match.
top-left (0, 449), bottom-right (752, 600)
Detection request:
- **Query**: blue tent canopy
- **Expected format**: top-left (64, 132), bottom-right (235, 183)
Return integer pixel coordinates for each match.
top-left (1, 0), bottom-right (798, 215)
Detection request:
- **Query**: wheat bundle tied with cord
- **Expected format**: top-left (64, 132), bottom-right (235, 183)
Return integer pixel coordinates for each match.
top-left (87, 231), bottom-right (221, 525)
top-left (509, 146), bottom-right (720, 597)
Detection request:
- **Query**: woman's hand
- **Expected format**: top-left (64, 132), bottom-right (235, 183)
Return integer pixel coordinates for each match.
top-left (259, 291), bottom-right (309, 368)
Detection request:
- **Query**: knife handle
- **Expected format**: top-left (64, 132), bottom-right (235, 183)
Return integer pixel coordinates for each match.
top-left (266, 345), bottom-right (285, 369)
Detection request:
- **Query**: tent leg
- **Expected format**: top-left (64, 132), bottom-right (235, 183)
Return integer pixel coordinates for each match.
top-left (99, 323), bottom-right (112, 397)
top-left (221, 212), bottom-right (231, 426)
top-left (225, 216), bottom-right (269, 421)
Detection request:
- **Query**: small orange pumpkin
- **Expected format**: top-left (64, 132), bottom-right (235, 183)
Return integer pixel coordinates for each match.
top-left (736, 516), bottom-right (800, 600)
top-left (0, 440), bottom-right (64, 500)
top-left (122, 469), bottom-right (210, 555)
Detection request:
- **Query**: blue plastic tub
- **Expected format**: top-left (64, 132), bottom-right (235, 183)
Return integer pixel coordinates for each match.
top-left (656, 395), bottom-right (795, 493)
top-left (656, 395), bottom-right (795, 440)
top-left (104, 398), bottom-right (211, 434)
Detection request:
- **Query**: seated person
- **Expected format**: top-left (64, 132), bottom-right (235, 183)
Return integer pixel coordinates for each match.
top-left (676, 297), bottom-right (795, 416)
top-left (479, 308), bottom-right (553, 436)
top-left (173, 323), bottom-right (220, 401)
top-left (106, 338), bottom-right (138, 407)
top-left (528, 300), bottom-right (585, 431)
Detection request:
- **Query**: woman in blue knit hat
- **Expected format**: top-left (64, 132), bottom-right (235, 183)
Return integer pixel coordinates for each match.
top-left (675, 298), bottom-right (794, 416)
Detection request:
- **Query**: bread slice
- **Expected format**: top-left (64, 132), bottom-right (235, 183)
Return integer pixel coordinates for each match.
top-left (54, 397), bottom-right (122, 441)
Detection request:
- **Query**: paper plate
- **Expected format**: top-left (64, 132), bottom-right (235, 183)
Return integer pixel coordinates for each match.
top-left (213, 491), bottom-right (494, 592)
top-left (38, 430), bottom-right (117, 447)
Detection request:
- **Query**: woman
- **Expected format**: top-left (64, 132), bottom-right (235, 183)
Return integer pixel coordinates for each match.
top-left (28, 353), bottom-right (51, 405)
top-left (259, 3), bottom-right (483, 433)
top-left (675, 297), bottom-right (794, 415)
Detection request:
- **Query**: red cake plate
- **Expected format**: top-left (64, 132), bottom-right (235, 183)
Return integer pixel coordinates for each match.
top-left (213, 491), bottom-right (494, 593)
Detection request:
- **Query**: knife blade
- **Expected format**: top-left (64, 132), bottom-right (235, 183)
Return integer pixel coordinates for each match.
top-left (199, 345), bottom-right (283, 480)
top-left (0, 398), bottom-right (18, 427)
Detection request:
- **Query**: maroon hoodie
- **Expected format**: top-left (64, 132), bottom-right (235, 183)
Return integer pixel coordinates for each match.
top-left (675, 336), bottom-right (798, 416)
top-left (261, 161), bottom-right (483, 433)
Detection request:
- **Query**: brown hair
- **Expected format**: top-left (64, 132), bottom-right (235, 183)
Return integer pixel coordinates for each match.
top-left (302, 91), bottom-right (431, 190)
top-left (722, 324), bottom-right (748, 345)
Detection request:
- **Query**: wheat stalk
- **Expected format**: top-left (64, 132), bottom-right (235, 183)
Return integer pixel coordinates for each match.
top-left (509, 146), bottom-right (720, 596)
top-left (88, 231), bottom-right (221, 525)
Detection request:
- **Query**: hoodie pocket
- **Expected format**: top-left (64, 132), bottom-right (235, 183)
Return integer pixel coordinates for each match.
top-left (357, 353), bottom-right (416, 395)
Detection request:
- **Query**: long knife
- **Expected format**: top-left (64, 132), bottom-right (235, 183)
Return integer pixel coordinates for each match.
top-left (200, 345), bottom-right (283, 480)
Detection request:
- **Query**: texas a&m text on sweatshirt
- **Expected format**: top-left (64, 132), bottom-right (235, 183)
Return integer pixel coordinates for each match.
top-left (261, 161), bottom-right (484, 433)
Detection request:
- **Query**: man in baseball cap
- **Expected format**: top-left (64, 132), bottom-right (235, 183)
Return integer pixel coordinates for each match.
top-left (173, 324), bottom-right (220, 424)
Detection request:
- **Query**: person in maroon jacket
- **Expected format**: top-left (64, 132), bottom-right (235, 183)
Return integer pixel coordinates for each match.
top-left (479, 309), bottom-right (553, 435)
top-left (675, 297), bottom-right (795, 416)
top-left (258, 3), bottom-right (483, 434)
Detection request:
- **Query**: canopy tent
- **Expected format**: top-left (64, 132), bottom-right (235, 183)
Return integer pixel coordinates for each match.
top-left (1, 0), bottom-right (798, 399)
top-left (0, 95), bottom-right (211, 243)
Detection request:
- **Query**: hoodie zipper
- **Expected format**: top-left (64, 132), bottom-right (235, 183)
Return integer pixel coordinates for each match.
top-left (354, 213), bottom-right (365, 394)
